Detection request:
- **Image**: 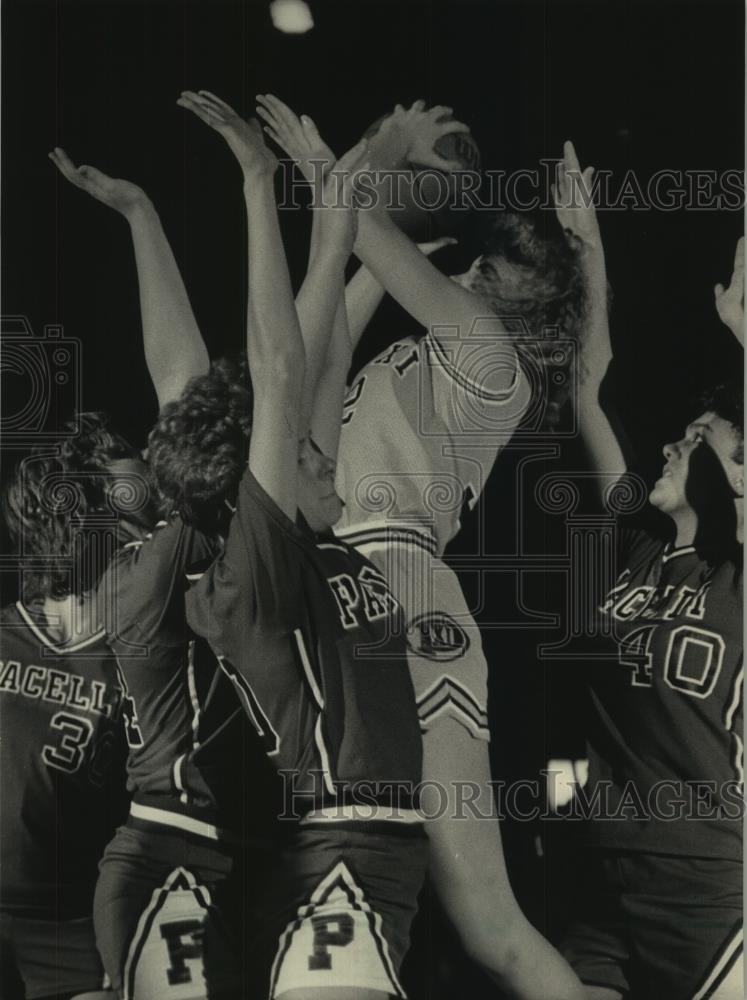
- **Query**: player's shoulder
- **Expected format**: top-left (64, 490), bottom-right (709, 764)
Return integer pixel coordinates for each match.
top-left (311, 531), bottom-right (360, 567)
top-left (314, 532), bottom-right (394, 588)
top-left (110, 516), bottom-right (178, 557)
top-left (102, 518), bottom-right (157, 572)
top-left (707, 543), bottom-right (743, 590)
top-left (235, 468), bottom-right (311, 551)
top-left (0, 602), bottom-right (27, 654)
top-left (0, 601), bottom-right (23, 626)
top-left (615, 511), bottom-right (667, 567)
top-left (106, 516), bottom-right (214, 579)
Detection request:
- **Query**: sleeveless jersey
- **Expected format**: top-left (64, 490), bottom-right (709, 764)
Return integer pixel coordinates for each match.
top-left (336, 326), bottom-right (529, 554)
top-left (586, 528), bottom-right (743, 860)
top-left (334, 326), bottom-right (530, 738)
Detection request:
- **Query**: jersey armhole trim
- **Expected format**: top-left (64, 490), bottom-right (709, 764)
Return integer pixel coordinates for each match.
top-left (426, 330), bottom-right (520, 403)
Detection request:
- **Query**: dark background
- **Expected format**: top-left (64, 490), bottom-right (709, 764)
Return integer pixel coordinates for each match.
top-left (2, 1), bottom-right (744, 996)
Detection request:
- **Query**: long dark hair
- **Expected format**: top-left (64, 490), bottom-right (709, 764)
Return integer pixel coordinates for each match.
top-left (688, 382), bottom-right (744, 561)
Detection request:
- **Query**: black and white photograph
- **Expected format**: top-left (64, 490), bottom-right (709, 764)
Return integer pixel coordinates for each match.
top-left (1, 1), bottom-right (744, 998)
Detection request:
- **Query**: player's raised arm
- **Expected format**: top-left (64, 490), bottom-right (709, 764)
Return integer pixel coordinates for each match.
top-left (49, 148), bottom-right (208, 409)
top-left (178, 90), bottom-right (304, 521)
top-left (257, 95), bottom-right (469, 350)
top-left (353, 178), bottom-right (479, 338)
top-left (258, 94), bottom-right (366, 434)
top-left (344, 237), bottom-right (457, 350)
top-left (350, 104), bottom-right (494, 327)
top-left (256, 93), bottom-right (365, 386)
top-left (714, 235), bottom-right (745, 346)
top-left (238, 94), bottom-right (367, 454)
top-left (554, 140), bottom-right (627, 486)
top-left (294, 144), bottom-right (368, 456)
top-left (256, 93), bottom-right (370, 451)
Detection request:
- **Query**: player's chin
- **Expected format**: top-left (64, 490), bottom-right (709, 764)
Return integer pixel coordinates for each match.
top-left (648, 480), bottom-right (664, 505)
top-left (322, 493), bottom-right (344, 527)
top-left (648, 480), bottom-right (676, 511)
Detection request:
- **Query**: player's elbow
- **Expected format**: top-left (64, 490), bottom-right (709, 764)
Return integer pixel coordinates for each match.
top-left (460, 913), bottom-right (537, 983)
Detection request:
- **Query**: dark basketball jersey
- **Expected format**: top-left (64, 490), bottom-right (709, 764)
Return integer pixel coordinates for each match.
top-left (0, 602), bottom-right (127, 918)
top-left (102, 518), bottom-right (277, 842)
top-left (586, 527), bottom-right (743, 860)
top-left (186, 470), bottom-right (423, 824)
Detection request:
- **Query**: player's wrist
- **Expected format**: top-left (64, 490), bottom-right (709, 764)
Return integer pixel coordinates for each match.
top-left (367, 119), bottom-right (410, 170)
top-left (124, 194), bottom-right (156, 223)
top-left (574, 235), bottom-right (605, 261)
top-left (241, 161), bottom-right (277, 186)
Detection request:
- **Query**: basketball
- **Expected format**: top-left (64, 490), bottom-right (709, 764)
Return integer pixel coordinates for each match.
top-left (363, 110), bottom-right (481, 241)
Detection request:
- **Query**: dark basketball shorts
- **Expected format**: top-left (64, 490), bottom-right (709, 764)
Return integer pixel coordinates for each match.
top-left (93, 821), bottom-right (253, 1000)
top-left (246, 823), bottom-right (428, 999)
top-left (0, 910), bottom-right (107, 1000)
top-left (562, 850), bottom-right (743, 999)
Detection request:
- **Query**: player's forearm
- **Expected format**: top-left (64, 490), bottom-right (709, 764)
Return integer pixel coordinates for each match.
top-left (354, 206), bottom-right (499, 338)
top-left (310, 292), bottom-right (351, 459)
top-left (127, 200), bottom-right (208, 409)
top-left (577, 243), bottom-right (612, 391)
top-left (243, 175), bottom-right (304, 377)
top-left (327, 293), bottom-right (354, 376)
top-left (721, 313), bottom-right (744, 346)
top-left (295, 227), bottom-right (349, 428)
top-left (365, 120), bottom-right (410, 171)
top-left (576, 244), bottom-right (626, 480)
top-left (344, 263), bottom-right (386, 350)
top-left (243, 174), bottom-right (307, 519)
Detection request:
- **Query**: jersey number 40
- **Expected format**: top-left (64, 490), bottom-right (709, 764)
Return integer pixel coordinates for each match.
top-left (620, 624), bottom-right (725, 698)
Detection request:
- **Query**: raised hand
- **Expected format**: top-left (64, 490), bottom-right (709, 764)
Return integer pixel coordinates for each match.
top-left (177, 90), bottom-right (277, 177)
top-left (714, 236), bottom-right (745, 343)
top-left (49, 147), bottom-right (149, 217)
top-left (255, 94), bottom-right (334, 186)
top-left (552, 140), bottom-right (600, 250)
top-left (375, 101), bottom-right (471, 172)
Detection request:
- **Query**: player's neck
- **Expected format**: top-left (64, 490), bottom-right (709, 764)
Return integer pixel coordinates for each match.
top-left (670, 510), bottom-right (697, 549)
top-left (40, 595), bottom-right (99, 645)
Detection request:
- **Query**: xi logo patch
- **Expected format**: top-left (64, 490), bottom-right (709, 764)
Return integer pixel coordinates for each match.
top-left (406, 613), bottom-right (470, 662)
